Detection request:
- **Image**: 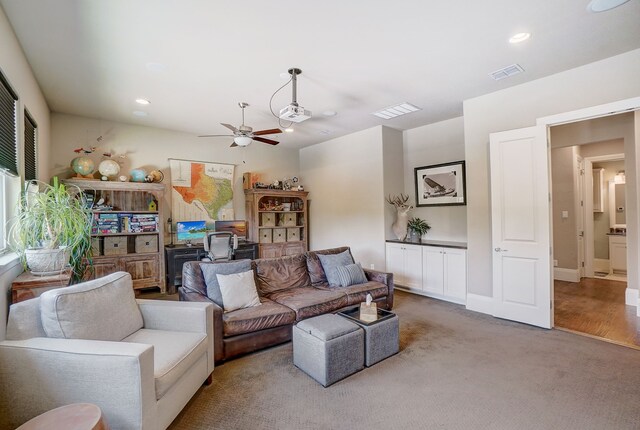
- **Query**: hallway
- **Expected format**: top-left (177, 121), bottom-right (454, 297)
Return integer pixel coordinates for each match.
top-left (554, 278), bottom-right (640, 349)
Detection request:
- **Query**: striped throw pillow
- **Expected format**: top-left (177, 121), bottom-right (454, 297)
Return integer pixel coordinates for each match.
top-left (334, 263), bottom-right (367, 287)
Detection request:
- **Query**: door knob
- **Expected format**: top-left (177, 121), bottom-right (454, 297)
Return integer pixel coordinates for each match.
top-left (494, 247), bottom-right (501, 252)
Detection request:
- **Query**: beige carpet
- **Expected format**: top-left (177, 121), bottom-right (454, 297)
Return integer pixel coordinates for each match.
top-left (169, 291), bottom-right (640, 430)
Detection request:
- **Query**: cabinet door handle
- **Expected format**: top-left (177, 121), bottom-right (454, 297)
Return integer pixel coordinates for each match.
top-left (494, 248), bottom-right (509, 252)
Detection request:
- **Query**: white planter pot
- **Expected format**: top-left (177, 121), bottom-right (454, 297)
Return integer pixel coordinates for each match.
top-left (25, 247), bottom-right (70, 275)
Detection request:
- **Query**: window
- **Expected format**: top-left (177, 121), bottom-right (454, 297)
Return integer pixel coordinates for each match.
top-left (24, 110), bottom-right (37, 181)
top-left (0, 70), bottom-right (18, 176)
top-left (0, 70), bottom-right (18, 254)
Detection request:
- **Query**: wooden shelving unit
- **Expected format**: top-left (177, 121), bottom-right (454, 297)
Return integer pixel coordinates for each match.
top-left (63, 179), bottom-right (166, 293)
top-left (245, 189), bottom-right (309, 258)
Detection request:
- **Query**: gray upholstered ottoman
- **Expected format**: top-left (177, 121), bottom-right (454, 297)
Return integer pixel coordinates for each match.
top-left (293, 314), bottom-right (364, 387)
top-left (338, 307), bottom-right (399, 367)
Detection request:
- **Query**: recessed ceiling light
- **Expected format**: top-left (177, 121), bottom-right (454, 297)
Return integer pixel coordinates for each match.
top-left (133, 110), bottom-right (148, 117)
top-left (587, 0), bottom-right (631, 12)
top-left (284, 128), bottom-right (294, 133)
top-left (323, 110), bottom-right (337, 117)
top-left (509, 32), bottom-right (531, 44)
top-left (372, 102), bottom-right (421, 120)
top-left (135, 98), bottom-right (150, 105)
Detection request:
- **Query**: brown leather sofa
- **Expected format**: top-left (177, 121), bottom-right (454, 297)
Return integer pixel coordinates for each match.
top-left (179, 246), bottom-right (394, 363)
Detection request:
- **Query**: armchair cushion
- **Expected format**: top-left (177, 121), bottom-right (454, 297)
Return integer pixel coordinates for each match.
top-left (200, 259), bottom-right (252, 307)
top-left (39, 272), bottom-right (143, 341)
top-left (122, 329), bottom-right (208, 400)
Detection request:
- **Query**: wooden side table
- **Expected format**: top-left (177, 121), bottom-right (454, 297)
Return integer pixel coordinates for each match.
top-left (11, 270), bottom-right (72, 304)
top-left (16, 403), bottom-right (109, 430)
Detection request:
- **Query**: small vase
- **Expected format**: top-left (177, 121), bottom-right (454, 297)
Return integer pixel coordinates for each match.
top-left (408, 230), bottom-right (421, 243)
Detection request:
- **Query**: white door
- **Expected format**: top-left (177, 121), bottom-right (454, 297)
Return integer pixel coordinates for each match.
top-left (385, 243), bottom-right (406, 285)
top-left (576, 156), bottom-right (585, 278)
top-left (490, 125), bottom-right (552, 328)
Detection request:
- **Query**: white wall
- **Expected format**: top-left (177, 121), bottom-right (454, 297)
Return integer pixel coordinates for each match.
top-left (300, 126), bottom-right (386, 269)
top-left (463, 48), bottom-right (640, 297)
top-left (403, 117), bottom-right (466, 241)
top-left (0, 6), bottom-right (51, 340)
top-left (50, 113), bottom-right (300, 242)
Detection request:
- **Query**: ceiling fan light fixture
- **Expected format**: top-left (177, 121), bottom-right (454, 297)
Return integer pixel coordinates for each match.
top-left (234, 136), bottom-right (253, 146)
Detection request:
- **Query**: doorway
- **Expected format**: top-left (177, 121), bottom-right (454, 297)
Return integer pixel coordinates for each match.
top-left (549, 113), bottom-right (637, 348)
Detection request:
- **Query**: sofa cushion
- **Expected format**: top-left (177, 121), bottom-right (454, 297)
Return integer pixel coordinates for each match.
top-left (217, 270), bottom-right (262, 312)
top-left (122, 328), bottom-right (207, 400)
top-left (316, 281), bottom-right (388, 306)
top-left (267, 287), bottom-right (348, 321)
top-left (6, 297), bottom-right (46, 341)
top-left (201, 259), bottom-right (252, 307)
top-left (255, 253), bottom-right (311, 294)
top-left (334, 263), bottom-right (367, 287)
top-left (39, 272), bottom-right (143, 341)
top-left (223, 297), bottom-right (296, 337)
top-left (306, 247), bottom-right (352, 286)
top-left (317, 250), bottom-right (355, 287)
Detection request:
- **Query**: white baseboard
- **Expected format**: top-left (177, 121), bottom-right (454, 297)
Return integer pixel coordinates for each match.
top-left (465, 293), bottom-right (494, 316)
top-left (554, 268), bottom-right (580, 282)
top-left (593, 258), bottom-right (610, 273)
top-left (625, 288), bottom-right (638, 307)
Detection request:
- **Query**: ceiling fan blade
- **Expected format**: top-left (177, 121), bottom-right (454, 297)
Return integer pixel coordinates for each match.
top-left (221, 123), bottom-right (239, 132)
top-left (253, 136), bottom-right (279, 145)
top-left (199, 134), bottom-right (234, 138)
top-left (230, 141), bottom-right (238, 147)
top-left (253, 128), bottom-right (283, 136)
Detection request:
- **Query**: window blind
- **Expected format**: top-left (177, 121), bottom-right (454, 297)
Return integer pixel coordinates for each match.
top-left (0, 70), bottom-right (18, 176)
top-left (24, 110), bottom-right (37, 181)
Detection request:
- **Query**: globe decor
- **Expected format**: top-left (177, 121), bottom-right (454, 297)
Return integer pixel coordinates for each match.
top-left (98, 159), bottom-right (121, 180)
top-left (9, 178), bottom-right (93, 282)
top-left (71, 156), bottom-right (95, 179)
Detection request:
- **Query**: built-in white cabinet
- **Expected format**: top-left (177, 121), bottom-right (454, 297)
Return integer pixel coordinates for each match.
top-left (386, 241), bottom-right (467, 305)
top-left (423, 247), bottom-right (467, 303)
top-left (608, 234), bottom-right (627, 274)
top-left (385, 242), bottom-right (422, 290)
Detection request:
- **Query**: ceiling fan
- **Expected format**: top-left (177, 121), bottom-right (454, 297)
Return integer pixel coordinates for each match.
top-left (199, 102), bottom-right (282, 147)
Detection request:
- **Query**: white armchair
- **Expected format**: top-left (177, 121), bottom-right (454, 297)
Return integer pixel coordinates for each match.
top-left (0, 272), bottom-right (214, 430)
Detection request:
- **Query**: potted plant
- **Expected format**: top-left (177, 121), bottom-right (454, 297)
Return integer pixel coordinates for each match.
top-left (407, 217), bottom-right (431, 242)
top-left (9, 177), bottom-right (93, 283)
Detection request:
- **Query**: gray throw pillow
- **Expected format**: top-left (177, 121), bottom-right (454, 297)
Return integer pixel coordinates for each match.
top-left (317, 250), bottom-right (355, 287)
top-left (334, 263), bottom-right (368, 287)
top-left (201, 259), bottom-right (252, 307)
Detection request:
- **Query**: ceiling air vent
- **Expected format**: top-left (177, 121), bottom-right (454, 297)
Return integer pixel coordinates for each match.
top-left (489, 64), bottom-right (524, 81)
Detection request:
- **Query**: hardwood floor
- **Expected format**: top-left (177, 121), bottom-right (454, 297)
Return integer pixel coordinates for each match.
top-left (554, 278), bottom-right (640, 348)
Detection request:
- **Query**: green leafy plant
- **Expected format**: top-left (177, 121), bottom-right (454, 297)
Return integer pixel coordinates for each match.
top-left (9, 177), bottom-right (93, 283)
top-left (407, 217), bottom-right (431, 237)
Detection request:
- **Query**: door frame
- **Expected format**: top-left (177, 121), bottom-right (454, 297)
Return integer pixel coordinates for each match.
top-left (582, 153), bottom-right (625, 278)
top-left (537, 96), bottom-right (640, 319)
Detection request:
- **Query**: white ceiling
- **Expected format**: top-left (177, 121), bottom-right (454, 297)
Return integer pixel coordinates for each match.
top-left (1, 0), bottom-right (640, 150)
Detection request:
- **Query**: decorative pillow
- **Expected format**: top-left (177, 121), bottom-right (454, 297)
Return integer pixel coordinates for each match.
top-left (317, 250), bottom-right (355, 287)
top-left (39, 271), bottom-right (143, 341)
top-left (216, 270), bottom-right (262, 313)
top-left (201, 259), bottom-right (252, 307)
top-left (334, 263), bottom-right (368, 287)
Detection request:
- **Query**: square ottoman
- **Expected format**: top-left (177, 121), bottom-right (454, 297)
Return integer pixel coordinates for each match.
top-left (293, 314), bottom-right (364, 387)
top-left (338, 307), bottom-right (399, 367)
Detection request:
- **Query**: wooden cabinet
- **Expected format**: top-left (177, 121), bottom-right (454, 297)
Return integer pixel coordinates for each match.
top-left (62, 179), bottom-right (166, 293)
top-left (245, 189), bottom-right (308, 258)
top-left (386, 240), bottom-right (467, 304)
top-left (385, 242), bottom-right (422, 290)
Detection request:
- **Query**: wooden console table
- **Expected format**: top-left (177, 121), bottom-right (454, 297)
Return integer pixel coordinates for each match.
top-left (11, 270), bottom-right (72, 304)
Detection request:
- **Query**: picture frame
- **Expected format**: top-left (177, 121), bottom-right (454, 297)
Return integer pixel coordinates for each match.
top-left (414, 161), bottom-right (466, 207)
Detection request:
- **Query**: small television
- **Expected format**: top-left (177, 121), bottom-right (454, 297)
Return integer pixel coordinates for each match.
top-left (215, 220), bottom-right (247, 240)
top-left (176, 220), bottom-right (207, 244)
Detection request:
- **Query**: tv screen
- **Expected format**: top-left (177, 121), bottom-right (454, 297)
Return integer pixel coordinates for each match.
top-left (215, 220), bottom-right (247, 239)
top-left (176, 220), bottom-right (207, 242)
